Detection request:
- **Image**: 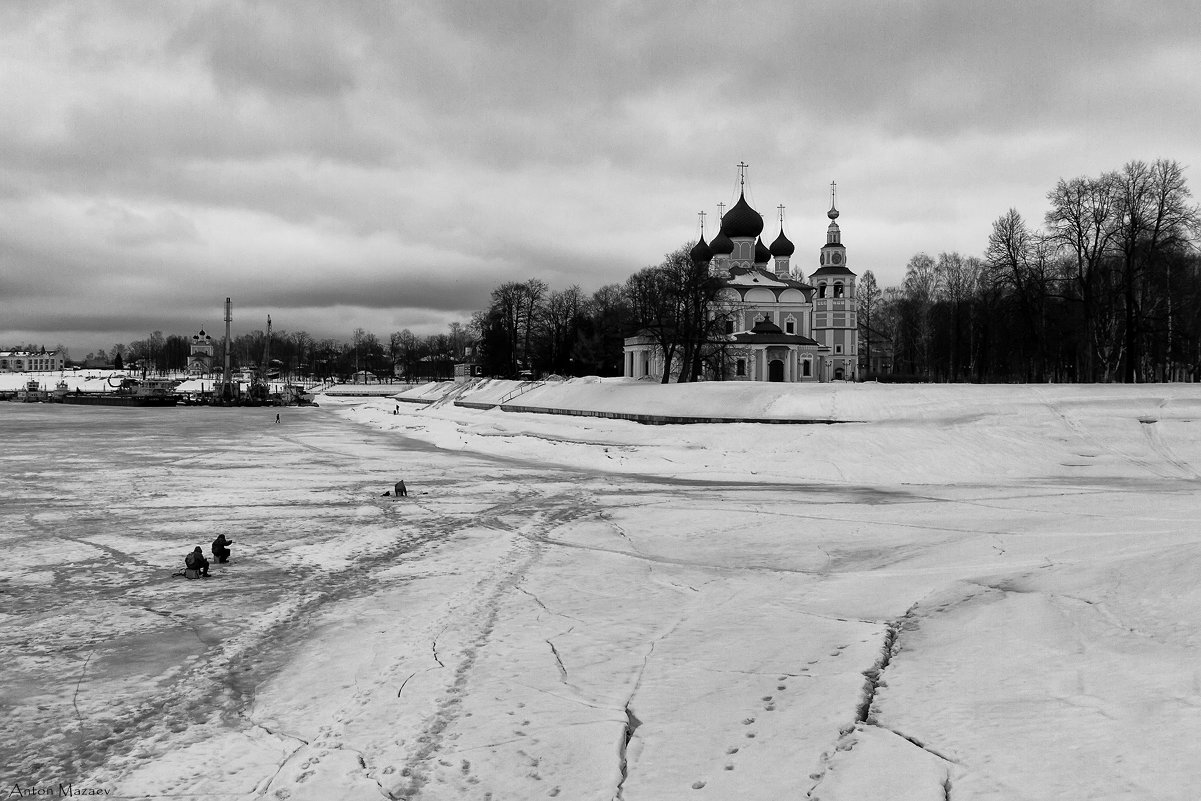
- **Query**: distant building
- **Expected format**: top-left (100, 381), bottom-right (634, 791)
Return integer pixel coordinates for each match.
top-left (187, 330), bottom-right (215, 374)
top-left (624, 171), bottom-right (859, 383)
top-left (0, 350), bottom-right (66, 373)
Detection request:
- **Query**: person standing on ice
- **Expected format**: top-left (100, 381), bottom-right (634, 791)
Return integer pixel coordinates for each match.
top-left (395, 480), bottom-right (407, 497)
top-left (185, 547), bottom-right (210, 577)
top-left (211, 534), bottom-right (233, 563)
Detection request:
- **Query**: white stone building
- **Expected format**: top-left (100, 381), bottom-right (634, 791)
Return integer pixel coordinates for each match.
top-left (624, 179), bottom-right (858, 382)
top-left (0, 350), bottom-right (66, 372)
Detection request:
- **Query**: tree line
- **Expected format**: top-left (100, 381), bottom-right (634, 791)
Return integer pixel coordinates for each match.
top-left (871, 158), bottom-right (1201, 382)
top-left (469, 243), bottom-right (734, 382)
top-left (73, 324), bottom-right (474, 382)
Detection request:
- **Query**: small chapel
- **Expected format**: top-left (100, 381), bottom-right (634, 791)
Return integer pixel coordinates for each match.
top-left (623, 169), bottom-right (859, 383)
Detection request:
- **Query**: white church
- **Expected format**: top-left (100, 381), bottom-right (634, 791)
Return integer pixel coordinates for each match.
top-left (623, 173), bottom-right (859, 383)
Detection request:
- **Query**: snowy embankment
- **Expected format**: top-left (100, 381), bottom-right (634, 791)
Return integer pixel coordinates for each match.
top-left (313, 380), bottom-right (1201, 800)
top-left (384, 377), bottom-right (1201, 486)
top-left (3, 381), bottom-right (1199, 800)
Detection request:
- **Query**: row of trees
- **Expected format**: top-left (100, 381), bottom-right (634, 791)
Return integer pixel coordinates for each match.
top-left (77, 324), bottom-right (475, 382)
top-left (470, 243), bottom-right (735, 382)
top-left (871, 159), bottom-right (1201, 382)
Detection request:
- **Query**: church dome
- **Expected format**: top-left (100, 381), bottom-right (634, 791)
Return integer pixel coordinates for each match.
top-left (750, 317), bottom-right (784, 335)
top-left (720, 192), bottom-right (764, 239)
top-left (753, 237), bottom-right (771, 264)
top-left (770, 229), bottom-right (795, 257)
top-left (690, 235), bottom-right (714, 263)
top-left (709, 229), bottom-right (734, 256)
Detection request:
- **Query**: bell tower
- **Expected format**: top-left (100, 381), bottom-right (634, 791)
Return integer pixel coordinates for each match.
top-left (809, 182), bottom-right (858, 380)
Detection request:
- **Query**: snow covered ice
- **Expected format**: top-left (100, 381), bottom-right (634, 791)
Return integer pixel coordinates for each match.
top-left (2, 379), bottom-right (1200, 800)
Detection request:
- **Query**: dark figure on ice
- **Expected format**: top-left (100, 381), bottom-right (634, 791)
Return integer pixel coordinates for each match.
top-left (275, 413), bottom-right (280, 423)
top-left (212, 534), bottom-right (234, 563)
top-left (395, 480), bottom-right (407, 497)
top-left (185, 547), bottom-right (210, 578)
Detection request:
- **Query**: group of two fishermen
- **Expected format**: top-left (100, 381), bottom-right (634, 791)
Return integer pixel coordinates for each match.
top-left (184, 533), bottom-right (233, 578)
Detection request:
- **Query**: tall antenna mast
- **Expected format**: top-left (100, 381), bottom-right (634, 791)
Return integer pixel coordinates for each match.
top-left (264, 314), bottom-right (272, 384)
top-left (222, 297), bottom-right (232, 400)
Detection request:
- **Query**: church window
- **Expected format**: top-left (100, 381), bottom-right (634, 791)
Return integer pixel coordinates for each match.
top-left (833, 282), bottom-right (844, 298)
top-left (785, 317), bottom-right (795, 334)
top-left (835, 345), bottom-right (843, 354)
top-left (736, 359), bottom-right (746, 377)
top-left (725, 319), bottom-right (734, 334)
top-left (818, 283), bottom-right (826, 298)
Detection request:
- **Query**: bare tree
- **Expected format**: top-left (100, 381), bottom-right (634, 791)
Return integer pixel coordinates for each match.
top-left (902, 253), bottom-right (939, 377)
top-left (1045, 174), bottom-right (1121, 380)
top-left (856, 270), bottom-right (883, 376)
top-left (986, 208), bottom-right (1055, 380)
top-left (539, 285), bottom-right (585, 375)
top-left (937, 252), bottom-right (982, 380)
top-left (1111, 159), bottom-right (1201, 380)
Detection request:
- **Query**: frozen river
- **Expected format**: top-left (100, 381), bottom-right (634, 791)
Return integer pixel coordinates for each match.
top-left (2, 385), bottom-right (1200, 800)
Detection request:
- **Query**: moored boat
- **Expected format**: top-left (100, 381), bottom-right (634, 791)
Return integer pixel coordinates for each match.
top-left (15, 379), bottom-right (48, 402)
top-left (63, 376), bottom-right (180, 407)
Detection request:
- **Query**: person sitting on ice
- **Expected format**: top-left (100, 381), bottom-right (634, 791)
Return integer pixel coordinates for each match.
top-left (184, 547), bottom-right (210, 578)
top-left (211, 534), bottom-right (233, 564)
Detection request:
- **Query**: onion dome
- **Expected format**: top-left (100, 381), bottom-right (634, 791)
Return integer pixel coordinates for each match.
top-left (750, 317), bottom-right (783, 335)
top-left (720, 192), bottom-right (764, 239)
top-left (770, 228), bottom-right (795, 257)
top-left (709, 229), bottom-right (734, 256)
top-left (753, 237), bottom-right (771, 264)
top-left (828, 200), bottom-right (840, 220)
top-left (690, 234), bottom-right (714, 263)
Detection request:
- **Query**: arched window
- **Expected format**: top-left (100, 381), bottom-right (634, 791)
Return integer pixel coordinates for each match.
top-left (802, 359), bottom-right (811, 377)
top-left (736, 359), bottom-right (746, 377)
top-left (818, 283), bottom-right (827, 298)
top-left (833, 282), bottom-right (844, 298)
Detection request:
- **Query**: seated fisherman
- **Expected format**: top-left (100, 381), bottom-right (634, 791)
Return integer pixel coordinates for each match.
top-left (211, 534), bottom-right (233, 564)
top-left (185, 547), bottom-right (210, 577)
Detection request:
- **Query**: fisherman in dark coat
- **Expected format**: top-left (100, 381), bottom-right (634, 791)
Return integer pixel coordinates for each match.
top-left (395, 480), bottom-right (407, 497)
top-left (185, 547), bottom-right (210, 577)
top-left (211, 534), bottom-right (233, 563)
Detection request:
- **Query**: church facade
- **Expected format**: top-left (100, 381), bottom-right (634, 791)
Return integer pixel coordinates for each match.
top-left (187, 329), bottom-right (215, 375)
top-left (623, 179), bottom-right (859, 383)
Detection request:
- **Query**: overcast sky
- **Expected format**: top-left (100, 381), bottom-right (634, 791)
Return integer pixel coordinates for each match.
top-left (3, 1), bottom-right (1199, 357)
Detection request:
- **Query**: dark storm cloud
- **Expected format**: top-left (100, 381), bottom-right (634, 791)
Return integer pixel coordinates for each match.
top-left (171, 2), bottom-right (361, 98)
